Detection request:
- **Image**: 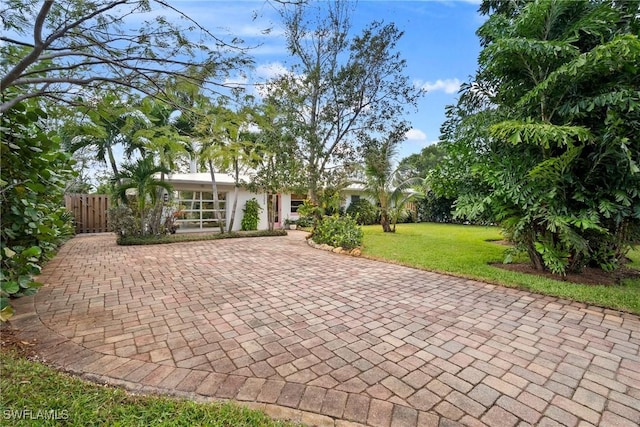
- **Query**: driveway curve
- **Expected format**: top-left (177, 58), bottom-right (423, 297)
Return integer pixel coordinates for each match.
top-left (10, 232), bottom-right (640, 427)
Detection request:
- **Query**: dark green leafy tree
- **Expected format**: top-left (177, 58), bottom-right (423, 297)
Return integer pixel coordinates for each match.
top-left (398, 144), bottom-right (446, 179)
top-left (0, 100), bottom-right (75, 321)
top-left (398, 144), bottom-right (453, 223)
top-left (248, 101), bottom-right (305, 231)
top-left (435, 0), bottom-right (640, 274)
top-left (266, 0), bottom-right (423, 203)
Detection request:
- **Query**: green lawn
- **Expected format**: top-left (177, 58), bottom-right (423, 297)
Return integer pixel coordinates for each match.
top-left (0, 349), bottom-right (296, 427)
top-left (361, 223), bottom-right (640, 315)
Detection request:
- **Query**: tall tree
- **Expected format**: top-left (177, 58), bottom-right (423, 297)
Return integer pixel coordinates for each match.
top-left (199, 101), bottom-right (261, 232)
top-left (0, 0), bottom-right (249, 113)
top-left (248, 101), bottom-right (305, 231)
top-left (63, 91), bottom-right (150, 177)
top-left (435, 0), bottom-right (640, 274)
top-left (266, 0), bottom-right (423, 203)
top-left (135, 96), bottom-right (191, 179)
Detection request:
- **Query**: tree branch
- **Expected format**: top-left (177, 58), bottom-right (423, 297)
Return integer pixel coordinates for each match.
top-left (0, 0), bottom-right (53, 91)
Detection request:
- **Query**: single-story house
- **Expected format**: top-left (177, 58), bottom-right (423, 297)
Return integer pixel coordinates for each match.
top-left (164, 173), bottom-right (367, 232)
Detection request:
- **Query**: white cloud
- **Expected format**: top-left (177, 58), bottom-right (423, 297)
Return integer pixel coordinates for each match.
top-left (416, 78), bottom-right (462, 94)
top-left (255, 62), bottom-right (288, 80)
top-left (405, 128), bottom-right (427, 141)
top-left (224, 75), bottom-right (249, 88)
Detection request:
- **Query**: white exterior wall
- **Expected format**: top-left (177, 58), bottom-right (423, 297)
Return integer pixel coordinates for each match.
top-left (227, 189), bottom-right (269, 231)
top-left (280, 193), bottom-right (293, 224)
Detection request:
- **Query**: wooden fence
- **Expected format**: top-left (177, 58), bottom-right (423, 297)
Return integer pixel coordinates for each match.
top-left (64, 194), bottom-right (110, 233)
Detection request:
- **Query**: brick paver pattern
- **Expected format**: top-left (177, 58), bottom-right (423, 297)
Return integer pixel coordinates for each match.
top-left (11, 232), bottom-right (640, 427)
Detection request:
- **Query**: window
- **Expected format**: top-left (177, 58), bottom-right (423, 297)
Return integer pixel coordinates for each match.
top-left (174, 191), bottom-right (226, 231)
top-left (290, 194), bottom-right (306, 213)
top-left (351, 195), bottom-right (360, 204)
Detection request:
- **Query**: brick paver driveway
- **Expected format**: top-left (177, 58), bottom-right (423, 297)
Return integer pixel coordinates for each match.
top-left (11, 232), bottom-right (640, 426)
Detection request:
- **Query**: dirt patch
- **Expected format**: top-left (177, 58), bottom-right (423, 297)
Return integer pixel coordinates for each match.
top-left (492, 262), bottom-right (640, 286)
top-left (0, 326), bottom-right (38, 359)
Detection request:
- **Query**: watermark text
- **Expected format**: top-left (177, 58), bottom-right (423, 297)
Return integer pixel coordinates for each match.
top-left (3, 409), bottom-right (69, 420)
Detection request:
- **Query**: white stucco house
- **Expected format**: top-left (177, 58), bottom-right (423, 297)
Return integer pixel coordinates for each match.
top-left (164, 173), bottom-right (368, 232)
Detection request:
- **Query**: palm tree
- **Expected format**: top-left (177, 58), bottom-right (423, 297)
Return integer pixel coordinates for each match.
top-left (65, 92), bottom-right (150, 177)
top-left (114, 157), bottom-right (172, 235)
top-left (196, 102), bottom-right (260, 233)
top-left (363, 137), bottom-right (422, 233)
top-left (135, 97), bottom-right (191, 180)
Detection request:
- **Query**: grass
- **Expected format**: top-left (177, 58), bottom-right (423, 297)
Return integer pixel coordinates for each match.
top-left (361, 223), bottom-right (640, 315)
top-left (0, 349), bottom-right (296, 427)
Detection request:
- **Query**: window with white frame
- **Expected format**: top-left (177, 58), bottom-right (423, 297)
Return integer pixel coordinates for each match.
top-left (174, 191), bottom-right (226, 230)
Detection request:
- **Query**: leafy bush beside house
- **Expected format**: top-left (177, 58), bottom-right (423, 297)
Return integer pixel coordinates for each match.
top-left (346, 198), bottom-right (378, 225)
top-left (241, 198), bottom-right (262, 231)
top-left (311, 215), bottom-right (363, 249)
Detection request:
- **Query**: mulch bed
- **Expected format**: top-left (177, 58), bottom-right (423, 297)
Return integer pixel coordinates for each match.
top-left (492, 262), bottom-right (640, 286)
top-left (0, 326), bottom-right (38, 358)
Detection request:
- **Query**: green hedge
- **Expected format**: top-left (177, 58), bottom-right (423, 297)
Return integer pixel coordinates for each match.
top-left (117, 229), bottom-right (287, 245)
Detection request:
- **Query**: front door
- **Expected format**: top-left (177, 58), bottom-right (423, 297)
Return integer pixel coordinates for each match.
top-left (268, 193), bottom-right (282, 229)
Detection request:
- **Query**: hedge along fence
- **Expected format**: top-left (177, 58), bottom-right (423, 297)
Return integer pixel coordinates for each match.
top-left (64, 194), bottom-right (110, 233)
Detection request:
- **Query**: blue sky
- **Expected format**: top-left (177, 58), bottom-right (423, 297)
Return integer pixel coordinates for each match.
top-left (171, 0), bottom-right (484, 160)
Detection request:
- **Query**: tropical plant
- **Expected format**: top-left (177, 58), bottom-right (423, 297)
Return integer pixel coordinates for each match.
top-left (362, 136), bottom-right (422, 233)
top-left (241, 198), bottom-right (262, 231)
top-left (435, 0), bottom-right (640, 274)
top-left (63, 92), bottom-right (149, 177)
top-left (311, 215), bottom-right (363, 250)
top-left (1, 100), bottom-right (75, 321)
top-left (204, 100), bottom-right (262, 232)
top-left (345, 199), bottom-right (378, 225)
top-left (296, 199), bottom-right (323, 228)
top-left (113, 157), bottom-right (172, 236)
top-left (135, 96), bottom-right (191, 178)
top-left (248, 101), bottom-right (305, 231)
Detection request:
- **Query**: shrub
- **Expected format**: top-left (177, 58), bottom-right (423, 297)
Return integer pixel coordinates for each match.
top-left (1, 101), bottom-right (75, 321)
top-left (311, 215), bottom-right (363, 249)
top-left (346, 199), bottom-right (378, 225)
top-left (241, 198), bottom-right (262, 231)
top-left (418, 190), bottom-right (456, 223)
top-left (297, 199), bottom-right (322, 228)
top-left (108, 205), bottom-right (139, 237)
top-left (296, 216), bottom-right (314, 228)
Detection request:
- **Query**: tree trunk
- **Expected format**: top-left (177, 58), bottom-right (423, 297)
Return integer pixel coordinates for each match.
top-left (227, 160), bottom-right (239, 232)
top-left (381, 211), bottom-right (392, 233)
top-left (525, 235), bottom-right (545, 270)
top-left (228, 186), bottom-right (238, 232)
top-left (207, 159), bottom-right (225, 233)
top-left (267, 194), bottom-right (275, 231)
top-left (107, 145), bottom-right (119, 178)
